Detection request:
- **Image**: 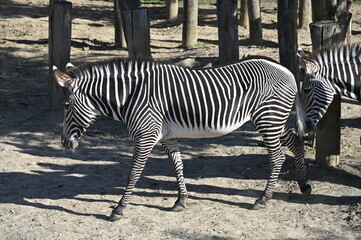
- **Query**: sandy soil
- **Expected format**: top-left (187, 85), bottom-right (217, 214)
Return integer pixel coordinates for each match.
top-left (0, 0), bottom-right (360, 239)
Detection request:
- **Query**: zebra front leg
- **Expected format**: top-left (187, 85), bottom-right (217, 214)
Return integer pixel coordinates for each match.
top-left (109, 139), bottom-right (156, 221)
top-left (280, 127), bottom-right (311, 198)
top-left (161, 139), bottom-right (188, 212)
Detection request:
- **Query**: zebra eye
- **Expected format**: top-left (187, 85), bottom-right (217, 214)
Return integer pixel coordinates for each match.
top-left (64, 95), bottom-right (74, 108)
top-left (303, 88), bottom-right (311, 94)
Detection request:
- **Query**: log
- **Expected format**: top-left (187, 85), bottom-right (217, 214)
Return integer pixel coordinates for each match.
top-left (217, 0), bottom-right (239, 64)
top-left (247, 0), bottom-right (262, 45)
top-left (182, 0), bottom-right (198, 48)
top-left (122, 8), bottom-right (151, 59)
top-left (48, 1), bottom-right (72, 111)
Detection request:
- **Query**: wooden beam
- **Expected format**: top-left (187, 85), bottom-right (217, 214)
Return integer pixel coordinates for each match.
top-left (122, 8), bottom-right (151, 59)
top-left (277, 0), bottom-right (298, 78)
top-left (309, 20), bottom-right (349, 167)
top-left (48, 1), bottom-right (72, 111)
top-left (217, 0), bottom-right (239, 64)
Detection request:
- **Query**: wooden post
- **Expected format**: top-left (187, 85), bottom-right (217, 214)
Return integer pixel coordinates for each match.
top-left (122, 8), bottom-right (151, 59)
top-left (247, 0), bottom-right (262, 45)
top-left (48, 1), bottom-right (72, 111)
top-left (239, 0), bottom-right (249, 28)
top-left (338, 11), bottom-right (352, 44)
top-left (166, 0), bottom-right (178, 19)
top-left (114, 0), bottom-right (127, 48)
top-left (312, 0), bottom-right (328, 22)
top-left (217, 0), bottom-right (239, 64)
top-left (182, 0), bottom-right (198, 48)
top-left (298, 0), bottom-right (312, 29)
top-left (309, 20), bottom-right (350, 167)
top-left (277, 0), bottom-right (298, 78)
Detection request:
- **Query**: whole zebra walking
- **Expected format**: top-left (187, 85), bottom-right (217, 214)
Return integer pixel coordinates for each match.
top-left (53, 57), bottom-right (310, 221)
top-left (298, 44), bottom-right (361, 132)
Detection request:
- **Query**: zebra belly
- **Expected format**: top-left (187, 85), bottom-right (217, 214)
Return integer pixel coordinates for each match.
top-left (161, 118), bottom-right (250, 139)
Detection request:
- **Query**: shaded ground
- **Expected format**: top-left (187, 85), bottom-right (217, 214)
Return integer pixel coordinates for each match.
top-left (0, 0), bottom-right (360, 239)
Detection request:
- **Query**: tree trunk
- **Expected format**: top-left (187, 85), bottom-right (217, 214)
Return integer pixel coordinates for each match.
top-left (298, 0), bottom-right (312, 29)
top-left (247, 0), bottom-right (262, 45)
top-left (278, 0), bottom-right (298, 79)
top-left (217, 0), bottom-right (239, 64)
top-left (166, 0), bottom-right (178, 19)
top-left (48, 1), bottom-right (72, 111)
top-left (114, 0), bottom-right (127, 48)
top-left (122, 8), bottom-right (151, 59)
top-left (182, 0), bottom-right (198, 48)
top-left (239, 0), bottom-right (249, 28)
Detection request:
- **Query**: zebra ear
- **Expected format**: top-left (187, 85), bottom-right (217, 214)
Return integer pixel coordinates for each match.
top-left (297, 55), bottom-right (307, 72)
top-left (53, 66), bottom-right (75, 88)
top-left (66, 62), bottom-right (76, 72)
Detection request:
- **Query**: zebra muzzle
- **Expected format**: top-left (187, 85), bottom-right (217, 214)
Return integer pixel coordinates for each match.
top-left (62, 135), bottom-right (79, 150)
top-left (305, 118), bottom-right (316, 133)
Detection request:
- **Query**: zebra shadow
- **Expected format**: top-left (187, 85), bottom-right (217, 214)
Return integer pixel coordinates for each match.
top-left (1, 112), bottom-right (360, 219)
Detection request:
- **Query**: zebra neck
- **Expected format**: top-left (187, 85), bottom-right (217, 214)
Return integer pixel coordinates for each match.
top-left (326, 69), bottom-right (361, 101)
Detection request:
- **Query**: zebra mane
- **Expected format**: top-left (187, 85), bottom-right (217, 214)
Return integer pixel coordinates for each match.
top-left (304, 44), bottom-right (361, 65)
top-left (66, 57), bottom-right (155, 78)
top-left (67, 54), bottom-right (280, 79)
top-left (240, 55), bottom-right (279, 64)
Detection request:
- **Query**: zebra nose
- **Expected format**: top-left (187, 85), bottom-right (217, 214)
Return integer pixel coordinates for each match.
top-left (62, 135), bottom-right (79, 150)
top-left (69, 139), bottom-right (79, 150)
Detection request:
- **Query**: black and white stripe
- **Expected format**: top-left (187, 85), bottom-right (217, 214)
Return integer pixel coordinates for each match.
top-left (53, 57), bottom-right (310, 221)
top-left (299, 44), bottom-right (361, 130)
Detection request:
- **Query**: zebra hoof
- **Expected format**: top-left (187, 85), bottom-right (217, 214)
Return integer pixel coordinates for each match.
top-left (171, 201), bottom-right (185, 212)
top-left (109, 208), bottom-right (124, 221)
top-left (252, 199), bottom-right (266, 210)
top-left (301, 184), bottom-right (312, 199)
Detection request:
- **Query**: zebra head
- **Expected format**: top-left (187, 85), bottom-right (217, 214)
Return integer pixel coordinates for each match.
top-left (53, 64), bottom-right (97, 150)
top-left (298, 53), bottom-right (336, 132)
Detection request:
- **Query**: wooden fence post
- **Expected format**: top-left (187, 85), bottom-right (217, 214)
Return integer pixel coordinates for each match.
top-left (166, 0), bottom-right (178, 19)
top-left (122, 8), bottom-right (151, 59)
top-left (48, 1), bottom-right (72, 111)
top-left (217, 0), bottom-right (239, 64)
top-left (182, 0), bottom-right (198, 48)
top-left (247, 0), bottom-right (262, 45)
top-left (277, 0), bottom-right (298, 78)
top-left (114, 0), bottom-right (127, 48)
top-left (310, 17), bottom-right (351, 167)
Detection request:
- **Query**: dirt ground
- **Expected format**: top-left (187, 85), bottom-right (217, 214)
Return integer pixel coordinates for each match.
top-left (1, 0), bottom-right (361, 239)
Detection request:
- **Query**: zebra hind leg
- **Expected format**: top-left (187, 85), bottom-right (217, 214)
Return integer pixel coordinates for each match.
top-left (161, 139), bottom-right (188, 212)
top-left (252, 137), bottom-right (286, 210)
top-left (280, 127), bottom-right (311, 198)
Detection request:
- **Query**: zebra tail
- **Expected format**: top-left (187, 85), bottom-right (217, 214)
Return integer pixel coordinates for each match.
top-left (295, 92), bottom-right (306, 137)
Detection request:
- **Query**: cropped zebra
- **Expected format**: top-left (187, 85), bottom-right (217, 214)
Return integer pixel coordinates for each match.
top-left (298, 44), bottom-right (361, 132)
top-left (53, 56), bottom-right (311, 221)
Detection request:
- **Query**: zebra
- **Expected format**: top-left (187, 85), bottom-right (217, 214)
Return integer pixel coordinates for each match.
top-left (298, 44), bottom-right (361, 132)
top-left (53, 56), bottom-right (311, 221)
